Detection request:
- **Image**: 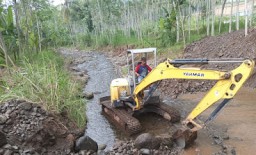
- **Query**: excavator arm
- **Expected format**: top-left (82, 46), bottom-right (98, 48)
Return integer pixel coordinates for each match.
top-left (133, 58), bottom-right (255, 131)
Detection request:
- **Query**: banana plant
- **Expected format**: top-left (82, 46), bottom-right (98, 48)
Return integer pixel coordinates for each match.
top-left (0, 5), bottom-right (17, 66)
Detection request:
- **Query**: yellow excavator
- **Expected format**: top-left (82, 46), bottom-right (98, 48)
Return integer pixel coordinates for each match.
top-left (100, 48), bottom-right (255, 148)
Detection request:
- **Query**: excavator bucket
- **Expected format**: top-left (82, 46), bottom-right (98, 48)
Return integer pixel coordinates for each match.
top-left (172, 128), bottom-right (197, 148)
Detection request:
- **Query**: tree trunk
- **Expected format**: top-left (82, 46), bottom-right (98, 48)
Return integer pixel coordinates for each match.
top-left (211, 0), bottom-right (216, 36)
top-left (245, 0), bottom-right (248, 36)
top-left (173, 1), bottom-right (179, 42)
top-left (229, 0), bottom-right (233, 33)
top-left (179, 5), bottom-right (186, 46)
top-left (188, 0), bottom-right (191, 41)
top-left (196, 2), bottom-right (199, 34)
top-left (13, 0), bottom-right (22, 58)
top-left (207, 0), bottom-right (210, 36)
top-left (236, 0), bottom-right (240, 30)
top-left (250, 0), bottom-right (254, 27)
top-left (219, 0), bottom-right (227, 33)
top-left (35, 13), bottom-right (41, 52)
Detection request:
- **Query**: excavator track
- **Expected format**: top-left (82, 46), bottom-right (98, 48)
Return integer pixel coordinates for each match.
top-left (100, 96), bottom-right (181, 135)
top-left (135, 97), bottom-right (180, 123)
top-left (100, 96), bottom-right (142, 135)
top-left (156, 102), bottom-right (181, 122)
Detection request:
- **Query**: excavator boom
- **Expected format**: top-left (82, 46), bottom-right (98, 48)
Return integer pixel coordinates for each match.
top-left (133, 58), bottom-right (254, 147)
top-left (134, 58), bottom-right (255, 130)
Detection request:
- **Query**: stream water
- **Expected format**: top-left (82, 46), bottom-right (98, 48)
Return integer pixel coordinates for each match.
top-left (76, 52), bottom-right (119, 148)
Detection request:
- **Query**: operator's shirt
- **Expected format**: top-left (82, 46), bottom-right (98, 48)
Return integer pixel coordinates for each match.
top-left (135, 64), bottom-right (152, 77)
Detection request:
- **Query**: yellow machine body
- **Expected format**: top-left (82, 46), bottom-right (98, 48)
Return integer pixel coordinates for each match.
top-left (110, 78), bottom-right (131, 107)
top-left (105, 55), bottom-right (255, 148)
top-left (132, 59), bottom-right (255, 131)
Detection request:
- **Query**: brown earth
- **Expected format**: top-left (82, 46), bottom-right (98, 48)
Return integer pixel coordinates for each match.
top-left (0, 99), bottom-right (84, 154)
top-left (159, 28), bottom-right (256, 99)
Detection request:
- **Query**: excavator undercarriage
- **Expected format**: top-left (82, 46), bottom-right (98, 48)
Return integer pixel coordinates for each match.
top-left (100, 95), bottom-right (180, 135)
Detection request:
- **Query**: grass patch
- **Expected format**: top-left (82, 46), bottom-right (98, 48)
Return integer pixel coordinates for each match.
top-left (0, 50), bottom-right (86, 127)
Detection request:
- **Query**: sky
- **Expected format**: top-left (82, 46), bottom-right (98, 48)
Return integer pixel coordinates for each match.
top-left (51, 0), bottom-right (65, 6)
top-left (3, 0), bottom-right (65, 6)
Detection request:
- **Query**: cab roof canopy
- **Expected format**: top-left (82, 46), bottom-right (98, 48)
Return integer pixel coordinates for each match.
top-left (127, 48), bottom-right (156, 54)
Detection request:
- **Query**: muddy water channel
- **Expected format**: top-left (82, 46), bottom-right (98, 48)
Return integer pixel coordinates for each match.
top-left (76, 52), bottom-right (119, 148)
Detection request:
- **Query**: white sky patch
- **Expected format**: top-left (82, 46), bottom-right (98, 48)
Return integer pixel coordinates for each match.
top-left (51, 0), bottom-right (65, 6)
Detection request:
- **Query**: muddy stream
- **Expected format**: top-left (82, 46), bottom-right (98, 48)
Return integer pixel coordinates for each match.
top-left (62, 50), bottom-right (256, 154)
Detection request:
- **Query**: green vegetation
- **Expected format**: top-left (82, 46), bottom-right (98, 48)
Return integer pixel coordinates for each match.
top-left (0, 51), bottom-right (86, 127)
top-left (0, 0), bottom-right (255, 128)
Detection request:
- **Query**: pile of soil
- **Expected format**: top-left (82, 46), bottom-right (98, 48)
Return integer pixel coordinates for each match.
top-left (0, 99), bottom-right (83, 154)
top-left (159, 28), bottom-right (256, 98)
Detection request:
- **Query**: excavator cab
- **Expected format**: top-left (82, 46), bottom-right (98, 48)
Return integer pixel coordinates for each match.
top-left (126, 48), bottom-right (157, 90)
top-left (109, 48), bottom-right (159, 108)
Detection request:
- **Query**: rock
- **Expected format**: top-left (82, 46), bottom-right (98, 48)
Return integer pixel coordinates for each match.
top-left (112, 141), bottom-right (122, 150)
top-left (98, 144), bottom-right (107, 150)
top-left (12, 145), bottom-right (19, 150)
top-left (117, 147), bottom-right (122, 153)
top-left (213, 136), bottom-right (223, 145)
top-left (3, 150), bottom-right (13, 155)
top-left (82, 92), bottom-right (94, 99)
top-left (65, 134), bottom-right (75, 150)
top-left (231, 148), bottom-right (236, 155)
top-left (0, 131), bottom-right (7, 147)
top-left (19, 102), bottom-right (32, 111)
top-left (75, 136), bottom-right (98, 152)
top-left (140, 148), bottom-right (150, 155)
top-left (0, 115), bottom-right (7, 124)
top-left (157, 134), bottom-right (173, 148)
top-left (134, 133), bottom-right (161, 149)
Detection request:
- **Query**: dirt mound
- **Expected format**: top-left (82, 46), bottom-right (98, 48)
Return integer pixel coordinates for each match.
top-left (159, 29), bottom-right (256, 99)
top-left (0, 100), bottom-right (83, 154)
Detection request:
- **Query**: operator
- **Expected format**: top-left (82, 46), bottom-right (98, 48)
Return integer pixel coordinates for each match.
top-left (135, 57), bottom-right (152, 83)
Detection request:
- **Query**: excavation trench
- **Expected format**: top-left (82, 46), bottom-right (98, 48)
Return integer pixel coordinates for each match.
top-left (67, 50), bottom-right (219, 154)
top-left (67, 51), bottom-right (178, 149)
top-left (61, 49), bottom-right (256, 154)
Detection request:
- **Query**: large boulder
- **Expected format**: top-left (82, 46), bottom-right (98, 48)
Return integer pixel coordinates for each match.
top-left (75, 135), bottom-right (98, 153)
top-left (19, 102), bottom-right (32, 111)
top-left (0, 115), bottom-right (7, 125)
top-left (134, 133), bottom-right (161, 149)
top-left (0, 131), bottom-right (7, 147)
top-left (157, 134), bottom-right (174, 148)
top-left (82, 92), bottom-right (94, 100)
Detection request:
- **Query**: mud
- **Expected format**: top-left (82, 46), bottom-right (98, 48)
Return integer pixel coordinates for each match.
top-left (175, 87), bottom-right (256, 155)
